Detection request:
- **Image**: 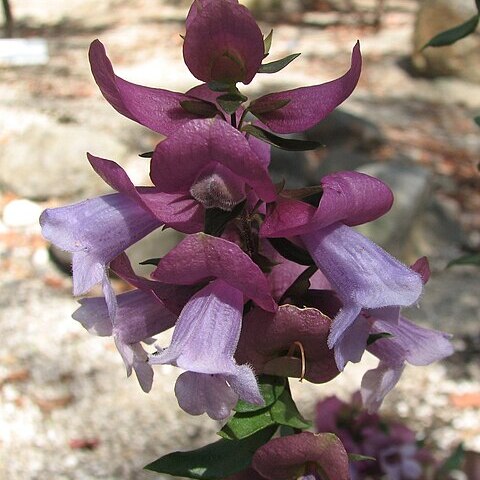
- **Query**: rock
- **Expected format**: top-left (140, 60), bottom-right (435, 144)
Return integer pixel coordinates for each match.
top-left (2, 199), bottom-right (42, 228)
top-left (356, 161), bottom-right (432, 257)
top-left (0, 108), bottom-right (129, 201)
top-left (412, 0), bottom-right (480, 82)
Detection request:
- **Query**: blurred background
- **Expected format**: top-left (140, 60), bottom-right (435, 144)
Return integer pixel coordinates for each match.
top-left (0, 0), bottom-right (479, 478)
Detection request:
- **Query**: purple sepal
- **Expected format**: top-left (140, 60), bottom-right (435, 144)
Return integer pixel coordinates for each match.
top-left (252, 42), bottom-right (362, 134)
top-left (152, 233), bottom-right (277, 312)
top-left (89, 39), bottom-right (197, 136)
top-left (261, 171), bottom-right (393, 238)
top-left (183, 0), bottom-right (264, 85)
top-left (150, 119), bottom-right (276, 205)
top-left (88, 153), bottom-right (204, 234)
top-left (301, 223), bottom-right (423, 349)
top-left (236, 305), bottom-right (339, 384)
top-left (252, 432), bottom-right (350, 480)
top-left (150, 280), bottom-right (263, 419)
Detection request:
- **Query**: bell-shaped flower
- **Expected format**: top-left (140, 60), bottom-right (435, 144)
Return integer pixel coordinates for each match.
top-left (302, 223), bottom-right (423, 352)
top-left (361, 315), bottom-right (453, 412)
top-left (252, 432), bottom-right (350, 480)
top-left (73, 288), bottom-right (176, 392)
top-left (71, 253), bottom-right (188, 392)
top-left (236, 305), bottom-right (339, 384)
top-left (250, 42), bottom-right (362, 134)
top-left (150, 279), bottom-right (263, 419)
top-left (40, 192), bottom-right (162, 317)
top-left (333, 257), bottom-right (430, 371)
top-left (150, 118), bottom-right (276, 211)
top-left (183, 0), bottom-right (264, 85)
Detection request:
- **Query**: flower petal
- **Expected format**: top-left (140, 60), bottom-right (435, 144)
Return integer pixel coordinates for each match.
top-left (301, 223), bottom-right (423, 347)
top-left (334, 314), bottom-right (370, 371)
top-left (89, 39), bottom-right (195, 135)
top-left (183, 0), bottom-right (264, 84)
top-left (369, 316), bottom-right (454, 367)
top-left (174, 371), bottom-right (238, 420)
top-left (361, 362), bottom-right (405, 412)
top-left (151, 118), bottom-right (276, 203)
top-left (252, 42), bottom-right (361, 134)
top-left (152, 233), bottom-right (277, 312)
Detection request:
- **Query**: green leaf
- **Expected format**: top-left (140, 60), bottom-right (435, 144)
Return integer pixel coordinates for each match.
top-left (475, 115), bottom-right (480, 127)
top-left (180, 100), bottom-right (219, 118)
top-left (207, 81), bottom-right (236, 92)
top-left (139, 257), bottom-right (161, 266)
top-left (139, 151), bottom-right (153, 158)
top-left (367, 332), bottom-right (394, 346)
top-left (422, 14), bottom-right (479, 49)
top-left (249, 98), bottom-right (291, 116)
top-left (264, 29), bottom-right (273, 56)
top-left (219, 409), bottom-right (275, 440)
top-left (268, 237), bottom-right (315, 266)
top-left (270, 388), bottom-right (311, 430)
top-left (447, 252), bottom-right (480, 268)
top-left (259, 53), bottom-right (301, 74)
top-left (349, 453), bottom-right (376, 463)
top-left (217, 93), bottom-right (247, 114)
top-left (204, 200), bottom-right (246, 237)
top-left (279, 425), bottom-right (296, 437)
top-left (145, 425), bottom-right (277, 479)
top-left (243, 124), bottom-right (322, 151)
top-left (436, 443), bottom-right (465, 478)
top-left (235, 375), bottom-right (286, 413)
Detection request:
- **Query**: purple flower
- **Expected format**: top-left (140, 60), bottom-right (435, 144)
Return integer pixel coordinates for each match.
top-left (252, 432), bottom-right (350, 480)
top-left (183, 0), bottom-right (264, 85)
top-left (362, 315), bottom-right (454, 412)
top-left (149, 233), bottom-right (276, 418)
top-left (236, 304), bottom-right (339, 384)
top-left (150, 279), bottom-right (263, 419)
top-left (261, 171), bottom-right (422, 359)
top-left (150, 118), bottom-right (276, 211)
top-left (40, 192), bottom-right (161, 318)
top-left (71, 253), bottom-right (187, 392)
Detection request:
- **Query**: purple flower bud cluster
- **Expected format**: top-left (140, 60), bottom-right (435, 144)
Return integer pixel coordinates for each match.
top-left (40, 0), bottom-right (453, 446)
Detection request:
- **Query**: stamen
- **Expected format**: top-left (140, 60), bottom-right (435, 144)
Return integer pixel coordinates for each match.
top-left (287, 341), bottom-right (306, 382)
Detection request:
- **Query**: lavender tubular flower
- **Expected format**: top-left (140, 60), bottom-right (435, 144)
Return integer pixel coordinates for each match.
top-left (302, 223), bottom-right (423, 351)
top-left (73, 288), bottom-right (176, 392)
top-left (362, 316), bottom-right (454, 412)
top-left (40, 193), bottom-right (162, 317)
top-left (150, 279), bottom-right (263, 419)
